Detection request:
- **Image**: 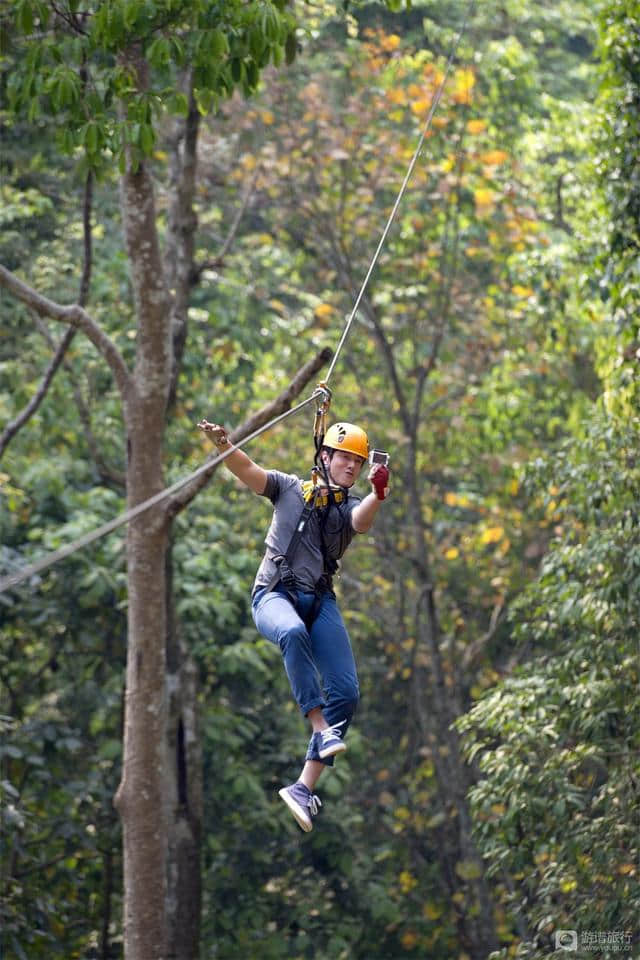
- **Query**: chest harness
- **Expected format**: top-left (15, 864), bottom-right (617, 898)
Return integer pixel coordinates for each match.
top-left (266, 476), bottom-right (349, 628)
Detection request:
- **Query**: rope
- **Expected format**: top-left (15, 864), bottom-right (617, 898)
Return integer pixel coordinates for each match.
top-left (0, 2), bottom-right (475, 596)
top-left (324, 0), bottom-right (477, 384)
top-left (0, 394), bottom-right (316, 595)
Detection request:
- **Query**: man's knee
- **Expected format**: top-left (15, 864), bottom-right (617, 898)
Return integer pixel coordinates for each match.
top-left (277, 619), bottom-right (309, 654)
top-left (333, 678), bottom-right (360, 719)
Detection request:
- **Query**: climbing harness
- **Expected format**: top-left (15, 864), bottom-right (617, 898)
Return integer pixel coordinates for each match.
top-left (0, 1), bottom-right (476, 596)
top-left (265, 474), bottom-right (348, 629)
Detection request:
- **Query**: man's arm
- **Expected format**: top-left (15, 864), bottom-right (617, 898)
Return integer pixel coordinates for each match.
top-left (197, 420), bottom-right (268, 495)
top-left (351, 463), bottom-right (389, 533)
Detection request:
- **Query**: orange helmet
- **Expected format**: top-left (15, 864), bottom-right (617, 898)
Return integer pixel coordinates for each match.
top-left (323, 422), bottom-right (369, 460)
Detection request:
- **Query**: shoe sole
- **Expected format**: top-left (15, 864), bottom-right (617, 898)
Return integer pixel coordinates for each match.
top-left (318, 740), bottom-right (347, 760)
top-left (278, 788), bottom-right (312, 832)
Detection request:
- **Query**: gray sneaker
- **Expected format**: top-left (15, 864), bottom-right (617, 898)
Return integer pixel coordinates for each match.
top-left (278, 782), bottom-right (322, 832)
top-left (318, 721), bottom-right (347, 760)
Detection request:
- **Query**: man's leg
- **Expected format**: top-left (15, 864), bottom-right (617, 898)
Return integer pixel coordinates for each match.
top-left (289, 595), bottom-right (360, 812)
top-left (252, 588), bottom-right (325, 717)
top-left (253, 589), bottom-right (354, 830)
top-left (310, 593), bottom-right (360, 735)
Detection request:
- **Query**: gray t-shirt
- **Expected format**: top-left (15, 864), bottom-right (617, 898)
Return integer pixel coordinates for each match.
top-left (252, 470), bottom-right (361, 595)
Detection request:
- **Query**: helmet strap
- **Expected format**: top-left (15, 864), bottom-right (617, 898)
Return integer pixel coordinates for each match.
top-left (318, 448), bottom-right (351, 494)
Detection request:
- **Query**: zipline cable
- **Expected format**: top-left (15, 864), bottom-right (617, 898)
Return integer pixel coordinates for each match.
top-left (324, 0), bottom-right (477, 384)
top-left (0, 2), bottom-right (476, 596)
top-left (0, 394), bottom-right (317, 595)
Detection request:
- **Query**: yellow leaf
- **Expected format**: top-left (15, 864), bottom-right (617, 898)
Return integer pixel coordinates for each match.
top-left (381, 33), bottom-right (401, 51)
top-left (398, 869), bottom-right (418, 892)
top-left (423, 902), bottom-right (443, 920)
top-left (452, 67), bottom-right (475, 104)
top-left (512, 284), bottom-right (534, 298)
top-left (455, 67), bottom-right (475, 90)
top-left (387, 87), bottom-right (406, 106)
top-left (401, 931), bottom-right (419, 950)
top-left (261, 110), bottom-right (274, 125)
top-left (445, 547), bottom-right (459, 560)
top-left (444, 491), bottom-right (458, 506)
top-left (480, 149), bottom-right (509, 165)
top-left (410, 97), bottom-right (432, 116)
top-left (314, 302), bottom-right (335, 318)
top-left (474, 187), bottom-right (496, 209)
top-left (466, 119), bottom-right (487, 134)
top-left (268, 299), bottom-right (287, 314)
top-left (480, 526), bottom-right (504, 545)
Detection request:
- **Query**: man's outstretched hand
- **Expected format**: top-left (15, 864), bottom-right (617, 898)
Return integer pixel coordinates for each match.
top-left (197, 420), bottom-right (230, 447)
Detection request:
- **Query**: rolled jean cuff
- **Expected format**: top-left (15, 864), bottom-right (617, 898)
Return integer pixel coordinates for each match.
top-left (301, 696), bottom-right (325, 717)
top-left (305, 732), bottom-right (334, 767)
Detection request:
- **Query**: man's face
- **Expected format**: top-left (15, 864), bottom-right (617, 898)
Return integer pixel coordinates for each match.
top-left (325, 449), bottom-right (365, 487)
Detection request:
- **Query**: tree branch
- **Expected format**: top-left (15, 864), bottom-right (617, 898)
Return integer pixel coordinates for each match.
top-left (165, 71), bottom-right (200, 407)
top-left (0, 173), bottom-right (97, 459)
top-left (0, 264), bottom-right (131, 399)
top-left (167, 346), bottom-right (332, 517)
top-left (0, 326), bottom-right (77, 459)
top-left (27, 316), bottom-right (125, 488)
top-left (191, 163), bottom-right (261, 282)
top-left (461, 602), bottom-right (504, 671)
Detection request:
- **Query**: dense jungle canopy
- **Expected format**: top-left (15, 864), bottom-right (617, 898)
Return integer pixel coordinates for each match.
top-left (0, 0), bottom-right (638, 958)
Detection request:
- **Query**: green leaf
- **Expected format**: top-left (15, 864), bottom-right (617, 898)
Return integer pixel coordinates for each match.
top-left (285, 30), bottom-right (297, 66)
top-left (16, 0), bottom-right (34, 34)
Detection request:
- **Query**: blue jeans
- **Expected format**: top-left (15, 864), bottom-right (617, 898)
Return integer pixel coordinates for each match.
top-left (252, 586), bottom-right (360, 757)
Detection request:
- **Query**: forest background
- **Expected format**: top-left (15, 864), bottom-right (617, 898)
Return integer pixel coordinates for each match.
top-left (0, 0), bottom-right (638, 958)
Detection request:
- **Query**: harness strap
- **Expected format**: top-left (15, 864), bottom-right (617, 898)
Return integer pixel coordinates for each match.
top-left (265, 482), bottom-right (321, 595)
top-left (265, 478), bottom-right (344, 621)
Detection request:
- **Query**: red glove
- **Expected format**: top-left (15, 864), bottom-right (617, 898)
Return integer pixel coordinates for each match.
top-left (371, 464), bottom-right (390, 500)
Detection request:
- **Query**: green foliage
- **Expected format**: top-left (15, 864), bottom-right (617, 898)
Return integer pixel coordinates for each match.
top-left (0, 523), bottom-right (125, 957)
top-left (457, 413), bottom-right (640, 956)
top-left (592, 0), bottom-right (640, 413)
top-left (2, 0), bottom-right (297, 174)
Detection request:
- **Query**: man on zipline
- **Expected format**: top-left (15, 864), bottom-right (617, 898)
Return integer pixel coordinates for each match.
top-left (198, 418), bottom-right (390, 832)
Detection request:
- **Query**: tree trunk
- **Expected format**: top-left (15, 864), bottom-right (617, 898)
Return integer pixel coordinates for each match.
top-left (406, 457), bottom-right (498, 959)
top-left (165, 539), bottom-right (203, 960)
top-left (114, 138), bottom-right (172, 959)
